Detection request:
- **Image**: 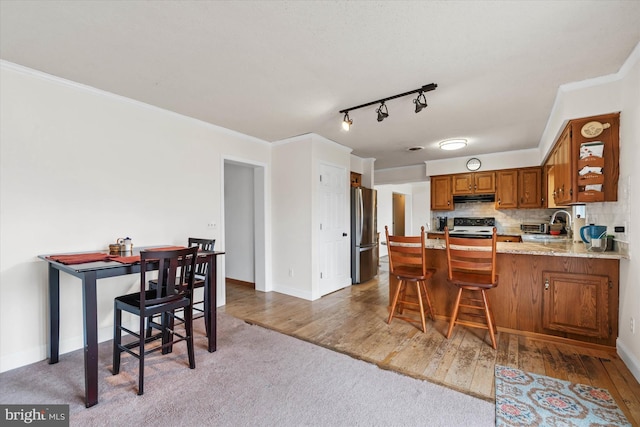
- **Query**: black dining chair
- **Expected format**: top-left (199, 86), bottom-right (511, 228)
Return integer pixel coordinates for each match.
top-left (113, 246), bottom-right (199, 395)
top-left (146, 238), bottom-right (215, 339)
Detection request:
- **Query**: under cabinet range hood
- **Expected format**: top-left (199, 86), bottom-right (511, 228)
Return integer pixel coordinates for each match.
top-left (452, 193), bottom-right (496, 203)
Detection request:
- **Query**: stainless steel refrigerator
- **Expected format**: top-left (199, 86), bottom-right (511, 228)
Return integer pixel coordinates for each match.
top-left (351, 187), bottom-right (378, 284)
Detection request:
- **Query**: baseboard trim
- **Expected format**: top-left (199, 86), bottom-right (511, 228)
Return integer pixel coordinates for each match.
top-left (617, 338), bottom-right (640, 384)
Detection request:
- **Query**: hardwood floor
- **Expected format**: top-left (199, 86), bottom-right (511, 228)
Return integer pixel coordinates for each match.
top-left (222, 260), bottom-right (640, 426)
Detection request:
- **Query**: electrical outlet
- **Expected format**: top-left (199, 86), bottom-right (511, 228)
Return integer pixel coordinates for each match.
top-left (631, 317), bottom-right (636, 334)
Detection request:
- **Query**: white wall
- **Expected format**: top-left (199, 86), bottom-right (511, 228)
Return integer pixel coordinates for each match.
top-left (271, 134), bottom-right (351, 300)
top-left (0, 62), bottom-right (271, 372)
top-left (224, 163), bottom-right (255, 283)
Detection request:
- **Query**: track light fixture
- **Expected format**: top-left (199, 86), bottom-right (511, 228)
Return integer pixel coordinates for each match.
top-left (338, 83), bottom-right (436, 129)
top-left (342, 112), bottom-right (352, 131)
top-left (376, 102), bottom-right (389, 122)
top-left (413, 91), bottom-right (427, 113)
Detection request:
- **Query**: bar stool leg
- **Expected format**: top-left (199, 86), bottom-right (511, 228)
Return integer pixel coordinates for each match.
top-left (447, 287), bottom-right (463, 338)
top-left (388, 279), bottom-right (404, 325)
top-left (482, 290), bottom-right (497, 349)
top-left (415, 282), bottom-right (427, 333)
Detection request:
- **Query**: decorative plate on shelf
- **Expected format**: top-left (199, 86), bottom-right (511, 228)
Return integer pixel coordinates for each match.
top-left (581, 121), bottom-right (610, 138)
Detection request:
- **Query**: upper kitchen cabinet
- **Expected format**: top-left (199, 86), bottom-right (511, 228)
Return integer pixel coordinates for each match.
top-left (451, 171), bottom-right (495, 195)
top-left (545, 112), bottom-right (620, 205)
top-left (495, 167), bottom-right (543, 209)
top-left (431, 175), bottom-right (453, 211)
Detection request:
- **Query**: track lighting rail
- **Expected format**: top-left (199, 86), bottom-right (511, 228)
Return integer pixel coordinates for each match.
top-left (338, 83), bottom-right (437, 114)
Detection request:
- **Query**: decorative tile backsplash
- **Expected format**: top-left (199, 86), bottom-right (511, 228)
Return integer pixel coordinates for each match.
top-left (431, 196), bottom-right (629, 243)
top-left (431, 204), bottom-right (557, 235)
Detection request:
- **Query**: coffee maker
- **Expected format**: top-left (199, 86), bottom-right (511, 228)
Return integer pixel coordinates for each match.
top-left (436, 216), bottom-right (447, 231)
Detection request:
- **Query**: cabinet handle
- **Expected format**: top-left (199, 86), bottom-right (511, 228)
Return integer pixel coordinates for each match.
top-left (544, 278), bottom-right (549, 291)
top-left (447, 200), bottom-right (450, 206)
top-left (468, 185), bottom-right (472, 190)
top-left (498, 198), bottom-right (501, 205)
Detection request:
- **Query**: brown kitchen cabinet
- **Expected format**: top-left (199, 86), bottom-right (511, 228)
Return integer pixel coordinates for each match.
top-left (431, 175), bottom-right (453, 211)
top-left (452, 171), bottom-right (495, 195)
top-left (495, 167), bottom-right (543, 209)
top-left (496, 234), bottom-right (522, 242)
top-left (544, 112), bottom-right (620, 205)
top-left (542, 271), bottom-right (610, 339)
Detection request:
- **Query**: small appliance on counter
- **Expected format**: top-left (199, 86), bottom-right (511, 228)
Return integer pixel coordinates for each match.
top-left (520, 223), bottom-right (550, 234)
top-left (580, 224), bottom-right (607, 252)
top-left (436, 216), bottom-right (448, 231)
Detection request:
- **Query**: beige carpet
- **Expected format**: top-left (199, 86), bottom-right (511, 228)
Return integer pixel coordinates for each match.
top-left (0, 313), bottom-right (494, 426)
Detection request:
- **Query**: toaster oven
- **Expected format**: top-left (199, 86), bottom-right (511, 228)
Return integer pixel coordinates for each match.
top-left (520, 223), bottom-right (550, 234)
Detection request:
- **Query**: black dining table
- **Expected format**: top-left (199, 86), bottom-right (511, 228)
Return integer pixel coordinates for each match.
top-left (38, 246), bottom-right (224, 408)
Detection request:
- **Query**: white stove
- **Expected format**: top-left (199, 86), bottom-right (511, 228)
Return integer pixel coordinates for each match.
top-left (450, 217), bottom-right (496, 238)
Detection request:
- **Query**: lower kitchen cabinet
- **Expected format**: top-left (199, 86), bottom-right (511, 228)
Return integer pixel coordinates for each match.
top-left (542, 271), bottom-right (610, 338)
top-left (388, 250), bottom-right (619, 347)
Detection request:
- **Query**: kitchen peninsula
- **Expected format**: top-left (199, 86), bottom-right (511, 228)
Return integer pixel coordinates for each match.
top-left (389, 239), bottom-right (627, 348)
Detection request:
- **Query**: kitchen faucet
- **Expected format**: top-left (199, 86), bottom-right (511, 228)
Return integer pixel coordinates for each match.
top-left (550, 210), bottom-right (572, 237)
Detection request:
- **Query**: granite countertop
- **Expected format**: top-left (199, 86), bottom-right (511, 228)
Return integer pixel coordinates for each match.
top-left (423, 238), bottom-right (628, 260)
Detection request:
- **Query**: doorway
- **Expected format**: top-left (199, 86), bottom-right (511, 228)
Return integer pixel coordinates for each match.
top-left (222, 158), bottom-right (268, 306)
top-left (392, 193), bottom-right (406, 236)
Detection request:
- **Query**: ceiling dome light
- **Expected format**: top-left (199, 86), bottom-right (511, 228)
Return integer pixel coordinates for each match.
top-left (439, 139), bottom-right (467, 150)
top-left (342, 112), bottom-right (352, 131)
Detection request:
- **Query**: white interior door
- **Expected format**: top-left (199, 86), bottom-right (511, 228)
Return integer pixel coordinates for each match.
top-left (318, 162), bottom-right (350, 296)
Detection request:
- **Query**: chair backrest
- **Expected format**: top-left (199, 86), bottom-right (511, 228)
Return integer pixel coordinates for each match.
top-left (444, 227), bottom-right (497, 282)
top-left (139, 246), bottom-right (199, 308)
top-left (385, 225), bottom-right (427, 276)
top-left (188, 237), bottom-right (215, 277)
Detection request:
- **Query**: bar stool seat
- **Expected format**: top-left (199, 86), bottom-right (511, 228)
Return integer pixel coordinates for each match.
top-left (444, 227), bottom-right (499, 349)
top-left (385, 226), bottom-right (435, 333)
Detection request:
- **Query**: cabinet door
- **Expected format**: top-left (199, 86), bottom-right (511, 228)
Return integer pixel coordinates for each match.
top-left (431, 176), bottom-right (453, 210)
top-left (518, 167), bottom-right (543, 208)
top-left (474, 172), bottom-right (495, 193)
top-left (495, 170), bottom-right (518, 209)
top-left (554, 126), bottom-right (574, 205)
top-left (542, 271), bottom-right (609, 338)
top-left (452, 173), bottom-right (474, 195)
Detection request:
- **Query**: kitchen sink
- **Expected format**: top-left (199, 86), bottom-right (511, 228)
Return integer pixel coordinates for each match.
top-left (521, 234), bottom-right (571, 243)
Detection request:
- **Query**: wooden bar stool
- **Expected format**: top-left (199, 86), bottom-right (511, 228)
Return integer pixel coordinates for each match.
top-left (385, 226), bottom-right (435, 333)
top-left (444, 226), bottom-right (499, 349)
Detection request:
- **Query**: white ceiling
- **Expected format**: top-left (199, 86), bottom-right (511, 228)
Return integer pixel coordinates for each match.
top-left (1, 1), bottom-right (639, 170)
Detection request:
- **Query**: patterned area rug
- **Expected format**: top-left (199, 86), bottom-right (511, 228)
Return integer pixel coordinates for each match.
top-left (495, 365), bottom-right (630, 426)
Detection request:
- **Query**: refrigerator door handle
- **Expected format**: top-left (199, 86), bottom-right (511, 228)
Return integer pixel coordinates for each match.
top-left (359, 189), bottom-right (364, 245)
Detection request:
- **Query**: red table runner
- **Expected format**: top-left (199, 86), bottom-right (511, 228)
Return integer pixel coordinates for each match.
top-left (48, 246), bottom-right (188, 265)
top-left (47, 253), bottom-right (112, 265)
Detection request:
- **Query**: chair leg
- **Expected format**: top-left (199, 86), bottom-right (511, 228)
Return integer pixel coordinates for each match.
top-left (446, 287), bottom-right (463, 339)
top-left (387, 279), bottom-right (404, 324)
top-left (415, 282), bottom-right (427, 333)
top-left (481, 290), bottom-right (497, 349)
top-left (185, 307), bottom-right (196, 369)
top-left (113, 304), bottom-right (121, 374)
top-left (138, 315), bottom-right (145, 395)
